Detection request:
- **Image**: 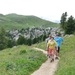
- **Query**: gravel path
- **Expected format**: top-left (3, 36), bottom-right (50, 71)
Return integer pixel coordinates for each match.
top-left (31, 47), bottom-right (59, 75)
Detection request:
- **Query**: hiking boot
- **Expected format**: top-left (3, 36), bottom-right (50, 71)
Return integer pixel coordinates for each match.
top-left (55, 57), bottom-right (59, 60)
top-left (50, 59), bottom-right (54, 62)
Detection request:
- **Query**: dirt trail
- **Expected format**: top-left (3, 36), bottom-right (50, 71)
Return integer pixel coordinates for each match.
top-left (31, 47), bottom-right (59, 75)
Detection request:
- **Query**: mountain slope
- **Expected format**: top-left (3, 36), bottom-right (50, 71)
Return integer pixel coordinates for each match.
top-left (0, 45), bottom-right (47, 75)
top-left (0, 14), bottom-right (59, 30)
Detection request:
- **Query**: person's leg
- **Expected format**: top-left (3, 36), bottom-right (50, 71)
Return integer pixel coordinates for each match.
top-left (55, 46), bottom-right (60, 59)
top-left (47, 49), bottom-right (49, 56)
top-left (57, 46), bottom-right (60, 56)
top-left (48, 48), bottom-right (51, 58)
top-left (46, 47), bottom-right (49, 57)
top-left (50, 49), bottom-right (54, 62)
top-left (58, 46), bottom-right (60, 52)
top-left (51, 55), bottom-right (54, 62)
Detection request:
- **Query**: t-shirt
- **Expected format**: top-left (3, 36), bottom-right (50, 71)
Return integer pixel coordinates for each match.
top-left (54, 37), bottom-right (63, 47)
top-left (47, 40), bottom-right (57, 49)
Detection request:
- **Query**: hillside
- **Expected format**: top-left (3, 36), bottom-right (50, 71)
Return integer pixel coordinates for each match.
top-left (0, 14), bottom-right (59, 30)
top-left (0, 34), bottom-right (75, 75)
top-left (0, 45), bottom-right (47, 75)
top-left (33, 35), bottom-right (75, 75)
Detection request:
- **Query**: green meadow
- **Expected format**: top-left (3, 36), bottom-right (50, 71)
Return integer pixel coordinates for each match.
top-left (33, 35), bottom-right (75, 75)
top-left (0, 45), bottom-right (47, 75)
top-left (0, 14), bottom-right (59, 30)
top-left (54, 35), bottom-right (75, 75)
top-left (32, 42), bottom-right (46, 50)
top-left (0, 30), bottom-right (75, 75)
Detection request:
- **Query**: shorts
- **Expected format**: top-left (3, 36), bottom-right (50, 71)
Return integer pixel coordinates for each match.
top-left (48, 48), bottom-right (54, 56)
top-left (57, 46), bottom-right (60, 53)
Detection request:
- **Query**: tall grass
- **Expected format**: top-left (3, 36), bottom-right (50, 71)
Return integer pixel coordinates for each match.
top-left (33, 35), bottom-right (75, 75)
top-left (32, 41), bottom-right (46, 50)
top-left (0, 45), bottom-right (47, 75)
top-left (0, 34), bottom-right (74, 75)
top-left (54, 35), bottom-right (75, 75)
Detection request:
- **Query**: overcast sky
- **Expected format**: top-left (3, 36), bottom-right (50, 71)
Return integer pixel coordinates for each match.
top-left (0, 0), bottom-right (75, 22)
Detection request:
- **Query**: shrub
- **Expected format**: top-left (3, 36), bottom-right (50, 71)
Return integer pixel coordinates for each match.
top-left (19, 50), bottom-right (26, 55)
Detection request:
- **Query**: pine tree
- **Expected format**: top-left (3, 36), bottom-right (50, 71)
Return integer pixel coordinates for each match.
top-left (0, 27), bottom-right (7, 50)
top-left (17, 35), bottom-right (25, 45)
top-left (60, 12), bottom-right (67, 29)
top-left (65, 16), bottom-right (75, 34)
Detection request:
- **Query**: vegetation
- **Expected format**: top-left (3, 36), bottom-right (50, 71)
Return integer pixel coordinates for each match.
top-left (0, 27), bottom-right (7, 50)
top-left (1, 12), bottom-right (75, 75)
top-left (0, 13), bottom-right (59, 30)
top-left (0, 45), bottom-right (47, 75)
top-left (60, 12), bottom-right (75, 34)
top-left (32, 41), bottom-right (46, 50)
top-left (54, 35), bottom-right (75, 75)
top-left (60, 12), bottom-right (67, 29)
top-left (17, 34), bottom-right (47, 46)
top-left (33, 35), bottom-right (75, 75)
top-left (0, 25), bottom-right (51, 50)
top-left (65, 16), bottom-right (75, 34)
top-left (0, 28), bottom-right (75, 75)
top-left (0, 27), bottom-right (17, 50)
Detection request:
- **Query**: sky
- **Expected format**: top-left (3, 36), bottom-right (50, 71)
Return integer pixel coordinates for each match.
top-left (0, 0), bottom-right (75, 22)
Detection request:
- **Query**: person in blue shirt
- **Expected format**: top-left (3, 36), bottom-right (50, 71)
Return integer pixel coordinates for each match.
top-left (54, 34), bottom-right (63, 59)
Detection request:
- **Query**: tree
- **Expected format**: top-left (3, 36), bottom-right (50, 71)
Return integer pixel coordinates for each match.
top-left (43, 34), bottom-right (46, 41)
top-left (0, 27), bottom-right (7, 50)
top-left (7, 39), bottom-right (16, 48)
top-left (17, 35), bottom-right (25, 45)
top-left (27, 38), bottom-right (32, 46)
top-left (65, 16), bottom-right (75, 34)
top-left (33, 37), bottom-right (37, 44)
top-left (60, 12), bottom-right (67, 29)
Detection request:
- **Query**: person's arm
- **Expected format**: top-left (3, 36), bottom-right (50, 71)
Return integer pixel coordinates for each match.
top-left (46, 40), bottom-right (49, 51)
top-left (45, 38), bottom-right (47, 44)
top-left (45, 38), bottom-right (48, 50)
top-left (54, 41), bottom-right (58, 50)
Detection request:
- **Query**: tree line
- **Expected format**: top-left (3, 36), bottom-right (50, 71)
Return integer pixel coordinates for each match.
top-left (0, 27), bottom-right (48, 50)
top-left (1, 12), bottom-right (75, 50)
top-left (60, 12), bottom-right (75, 34)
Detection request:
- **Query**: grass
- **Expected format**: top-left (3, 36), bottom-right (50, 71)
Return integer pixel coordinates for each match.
top-left (0, 14), bottom-right (59, 30)
top-left (32, 41), bottom-right (46, 50)
top-left (0, 33), bottom-right (75, 75)
top-left (54, 35), bottom-right (75, 75)
top-left (0, 45), bottom-right (47, 75)
top-left (33, 35), bottom-right (75, 75)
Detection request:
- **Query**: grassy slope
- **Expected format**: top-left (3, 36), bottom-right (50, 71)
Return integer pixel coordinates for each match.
top-left (33, 35), bottom-right (75, 75)
top-left (0, 34), bottom-right (75, 75)
top-left (32, 42), bottom-right (46, 50)
top-left (0, 14), bottom-right (59, 30)
top-left (54, 35), bottom-right (75, 75)
top-left (0, 45), bottom-right (47, 75)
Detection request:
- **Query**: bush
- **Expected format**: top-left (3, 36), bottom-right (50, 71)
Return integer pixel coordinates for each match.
top-left (19, 50), bottom-right (26, 55)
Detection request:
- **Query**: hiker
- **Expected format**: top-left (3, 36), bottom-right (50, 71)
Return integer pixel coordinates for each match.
top-left (54, 34), bottom-right (63, 59)
top-left (47, 36), bottom-right (58, 62)
top-left (45, 34), bottom-right (52, 57)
